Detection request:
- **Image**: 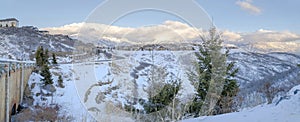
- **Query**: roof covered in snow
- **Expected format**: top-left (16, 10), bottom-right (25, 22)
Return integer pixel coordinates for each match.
top-left (0, 18), bottom-right (19, 22)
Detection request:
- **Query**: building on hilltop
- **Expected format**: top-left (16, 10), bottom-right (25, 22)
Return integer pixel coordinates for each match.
top-left (0, 18), bottom-right (19, 27)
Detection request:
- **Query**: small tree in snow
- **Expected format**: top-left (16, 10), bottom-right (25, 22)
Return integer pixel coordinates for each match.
top-left (58, 75), bottom-right (64, 88)
top-left (35, 46), bottom-right (54, 85)
top-left (52, 53), bottom-right (58, 64)
top-left (44, 49), bottom-right (49, 64)
top-left (41, 64), bottom-right (53, 85)
top-left (35, 46), bottom-right (44, 67)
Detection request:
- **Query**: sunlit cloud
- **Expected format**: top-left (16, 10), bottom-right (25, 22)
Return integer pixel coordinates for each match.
top-left (236, 0), bottom-right (261, 14)
top-left (44, 21), bottom-right (299, 43)
top-left (43, 20), bottom-right (300, 53)
top-left (242, 29), bottom-right (300, 42)
top-left (43, 21), bottom-right (202, 44)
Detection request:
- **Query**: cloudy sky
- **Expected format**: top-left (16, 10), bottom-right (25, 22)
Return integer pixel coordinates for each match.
top-left (1, 0), bottom-right (299, 34)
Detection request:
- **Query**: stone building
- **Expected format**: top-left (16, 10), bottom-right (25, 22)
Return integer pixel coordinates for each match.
top-left (0, 18), bottom-right (19, 27)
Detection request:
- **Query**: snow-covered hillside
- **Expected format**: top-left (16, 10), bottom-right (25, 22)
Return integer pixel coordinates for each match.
top-left (16, 48), bottom-right (300, 121)
top-left (72, 50), bottom-right (192, 121)
top-left (183, 85), bottom-right (300, 122)
top-left (0, 26), bottom-right (76, 60)
top-left (15, 64), bottom-right (96, 121)
top-left (230, 52), bottom-right (300, 108)
top-left (74, 50), bottom-right (300, 121)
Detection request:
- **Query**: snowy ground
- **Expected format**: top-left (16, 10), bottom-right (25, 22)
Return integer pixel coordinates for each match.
top-left (24, 50), bottom-right (196, 121)
top-left (71, 50), bottom-right (195, 121)
top-left (183, 85), bottom-right (300, 122)
top-left (24, 50), bottom-right (300, 121)
top-left (27, 62), bottom-right (300, 122)
top-left (27, 64), bottom-right (95, 121)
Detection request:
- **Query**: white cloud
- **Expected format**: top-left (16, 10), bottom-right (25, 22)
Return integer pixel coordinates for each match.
top-left (43, 21), bottom-right (300, 44)
top-left (236, 0), bottom-right (261, 14)
top-left (248, 41), bottom-right (300, 53)
top-left (43, 21), bottom-right (300, 53)
top-left (222, 30), bottom-right (242, 41)
top-left (242, 29), bottom-right (300, 42)
top-left (227, 29), bottom-right (300, 53)
top-left (44, 21), bottom-right (202, 44)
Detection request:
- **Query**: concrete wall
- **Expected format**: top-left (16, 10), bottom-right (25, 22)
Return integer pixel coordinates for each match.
top-left (0, 66), bottom-right (33, 122)
top-left (0, 74), bottom-right (6, 122)
top-left (8, 69), bottom-right (21, 116)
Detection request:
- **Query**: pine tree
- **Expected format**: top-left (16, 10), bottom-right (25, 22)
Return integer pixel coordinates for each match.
top-left (215, 60), bottom-right (239, 114)
top-left (52, 53), bottom-right (58, 64)
top-left (58, 75), bottom-right (64, 88)
top-left (35, 46), bottom-right (43, 67)
top-left (40, 46), bottom-right (44, 66)
top-left (188, 28), bottom-right (239, 116)
top-left (41, 64), bottom-right (53, 85)
top-left (44, 49), bottom-right (49, 64)
top-left (35, 46), bottom-right (54, 86)
top-left (143, 81), bottom-right (181, 113)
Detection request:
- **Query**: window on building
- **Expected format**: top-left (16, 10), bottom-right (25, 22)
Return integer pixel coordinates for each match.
top-left (0, 24), bottom-right (2, 27)
top-left (11, 22), bottom-right (15, 27)
top-left (6, 24), bottom-right (8, 27)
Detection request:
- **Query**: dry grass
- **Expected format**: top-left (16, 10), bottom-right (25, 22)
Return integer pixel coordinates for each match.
top-left (12, 105), bottom-right (73, 122)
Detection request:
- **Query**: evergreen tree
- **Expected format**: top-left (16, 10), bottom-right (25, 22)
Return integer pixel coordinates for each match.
top-left (40, 46), bottom-right (44, 66)
top-left (41, 64), bottom-right (53, 85)
top-left (35, 46), bottom-right (54, 86)
top-left (52, 53), bottom-right (58, 64)
top-left (35, 46), bottom-right (43, 67)
top-left (58, 75), bottom-right (64, 88)
top-left (188, 27), bottom-right (239, 116)
top-left (143, 81), bottom-right (181, 113)
top-left (44, 49), bottom-right (49, 64)
top-left (215, 60), bottom-right (239, 114)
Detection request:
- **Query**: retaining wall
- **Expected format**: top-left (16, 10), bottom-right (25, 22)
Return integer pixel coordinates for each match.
top-left (0, 66), bottom-right (33, 122)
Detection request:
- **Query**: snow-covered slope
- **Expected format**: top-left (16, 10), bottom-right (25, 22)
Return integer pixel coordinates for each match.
top-left (267, 52), bottom-right (300, 64)
top-left (183, 85), bottom-right (300, 122)
top-left (66, 50), bottom-right (300, 119)
top-left (20, 49), bottom-right (300, 121)
top-left (22, 64), bottom-right (96, 121)
top-left (71, 50), bottom-right (191, 121)
top-left (230, 52), bottom-right (300, 87)
top-left (229, 52), bottom-right (300, 108)
top-left (0, 27), bottom-right (76, 60)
